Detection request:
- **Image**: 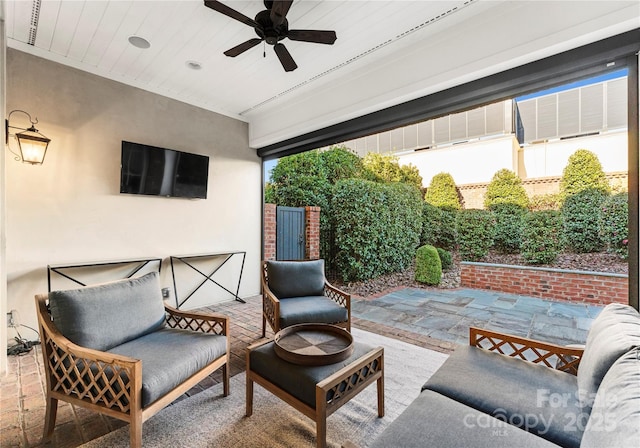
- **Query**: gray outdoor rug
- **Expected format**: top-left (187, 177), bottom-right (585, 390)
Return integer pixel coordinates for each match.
top-left (81, 328), bottom-right (449, 448)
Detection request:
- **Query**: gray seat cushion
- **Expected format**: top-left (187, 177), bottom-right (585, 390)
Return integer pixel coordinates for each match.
top-left (266, 260), bottom-right (325, 298)
top-left (108, 328), bottom-right (227, 407)
top-left (49, 272), bottom-right (166, 351)
top-left (581, 347), bottom-right (640, 448)
top-left (249, 341), bottom-right (376, 408)
top-left (423, 345), bottom-right (586, 448)
top-left (369, 389), bottom-right (560, 448)
top-left (577, 303), bottom-right (640, 406)
top-left (279, 296), bottom-right (348, 328)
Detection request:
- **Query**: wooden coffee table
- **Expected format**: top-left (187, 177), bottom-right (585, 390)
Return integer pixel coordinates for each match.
top-left (246, 325), bottom-right (384, 448)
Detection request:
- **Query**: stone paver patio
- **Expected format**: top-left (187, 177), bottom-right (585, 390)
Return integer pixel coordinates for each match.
top-left (352, 288), bottom-right (602, 346)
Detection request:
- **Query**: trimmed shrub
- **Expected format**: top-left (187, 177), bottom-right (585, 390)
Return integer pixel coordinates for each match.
top-left (560, 149), bottom-right (610, 198)
top-left (521, 210), bottom-right (562, 264)
top-left (484, 169), bottom-right (529, 209)
top-left (456, 209), bottom-right (495, 261)
top-left (490, 203), bottom-right (526, 254)
top-left (421, 203), bottom-right (457, 250)
top-left (529, 193), bottom-right (562, 211)
top-left (436, 247), bottom-right (453, 271)
top-left (425, 173), bottom-right (461, 210)
top-left (332, 179), bottom-right (423, 282)
top-left (599, 193), bottom-right (629, 260)
top-left (562, 189), bottom-right (607, 253)
top-left (415, 245), bottom-right (442, 285)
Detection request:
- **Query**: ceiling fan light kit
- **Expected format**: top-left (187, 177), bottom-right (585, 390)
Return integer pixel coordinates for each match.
top-left (204, 0), bottom-right (337, 72)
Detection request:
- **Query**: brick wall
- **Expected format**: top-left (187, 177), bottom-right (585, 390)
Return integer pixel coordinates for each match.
top-left (461, 262), bottom-right (628, 305)
top-left (263, 203), bottom-right (277, 261)
top-left (305, 206), bottom-right (321, 260)
top-left (458, 172), bottom-right (628, 209)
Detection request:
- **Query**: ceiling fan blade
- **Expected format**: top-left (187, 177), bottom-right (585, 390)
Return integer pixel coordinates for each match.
top-left (287, 29), bottom-right (337, 45)
top-left (204, 0), bottom-right (260, 29)
top-left (224, 38), bottom-right (263, 57)
top-left (274, 43), bottom-right (297, 72)
top-left (270, 0), bottom-right (293, 27)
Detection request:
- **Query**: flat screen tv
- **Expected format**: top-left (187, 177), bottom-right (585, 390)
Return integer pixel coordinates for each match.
top-left (120, 141), bottom-right (209, 199)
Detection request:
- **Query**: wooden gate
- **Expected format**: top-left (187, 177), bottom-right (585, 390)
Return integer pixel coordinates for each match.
top-left (276, 206), bottom-right (305, 260)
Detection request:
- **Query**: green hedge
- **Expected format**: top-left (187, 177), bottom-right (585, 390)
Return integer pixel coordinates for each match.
top-left (415, 245), bottom-right (442, 285)
top-left (421, 203), bottom-right (457, 250)
top-left (521, 210), bottom-right (562, 264)
top-left (490, 203), bottom-right (526, 254)
top-left (599, 192), bottom-right (629, 260)
top-left (436, 247), bottom-right (453, 271)
top-left (332, 179), bottom-right (423, 282)
top-left (562, 189), bottom-right (607, 253)
top-left (456, 209), bottom-right (495, 261)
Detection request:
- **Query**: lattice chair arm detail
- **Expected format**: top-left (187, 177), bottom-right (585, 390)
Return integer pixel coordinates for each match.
top-left (317, 346), bottom-right (384, 409)
top-left (37, 305), bottom-right (141, 414)
top-left (164, 304), bottom-right (228, 335)
top-left (469, 327), bottom-right (584, 375)
top-left (262, 284), bottom-right (280, 330)
top-left (324, 281), bottom-right (351, 308)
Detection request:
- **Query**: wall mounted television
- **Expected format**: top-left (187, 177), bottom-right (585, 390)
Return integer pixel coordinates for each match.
top-left (120, 141), bottom-right (209, 199)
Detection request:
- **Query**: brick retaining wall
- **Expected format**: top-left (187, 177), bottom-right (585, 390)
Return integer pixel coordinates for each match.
top-left (461, 262), bottom-right (628, 305)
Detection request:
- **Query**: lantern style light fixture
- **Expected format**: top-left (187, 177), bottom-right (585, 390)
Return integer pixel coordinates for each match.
top-left (5, 109), bottom-right (51, 165)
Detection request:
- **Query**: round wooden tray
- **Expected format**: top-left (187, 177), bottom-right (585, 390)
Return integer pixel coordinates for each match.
top-left (274, 323), bottom-right (354, 366)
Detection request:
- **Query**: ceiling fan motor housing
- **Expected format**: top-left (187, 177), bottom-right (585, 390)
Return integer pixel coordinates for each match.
top-left (255, 10), bottom-right (287, 45)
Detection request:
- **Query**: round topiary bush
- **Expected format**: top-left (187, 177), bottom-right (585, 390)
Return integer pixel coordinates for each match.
top-left (425, 172), bottom-right (461, 210)
top-left (436, 247), bottom-right (453, 271)
top-left (415, 245), bottom-right (442, 285)
top-left (484, 169), bottom-right (529, 209)
top-left (456, 209), bottom-right (495, 261)
top-left (561, 188), bottom-right (607, 253)
top-left (599, 192), bottom-right (629, 260)
top-left (490, 203), bottom-right (526, 254)
top-left (521, 210), bottom-right (562, 264)
top-left (560, 149), bottom-right (610, 198)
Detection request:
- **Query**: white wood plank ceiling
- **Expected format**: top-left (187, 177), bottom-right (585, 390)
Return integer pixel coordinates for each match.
top-left (5, 0), bottom-right (639, 147)
top-left (5, 0), bottom-right (481, 120)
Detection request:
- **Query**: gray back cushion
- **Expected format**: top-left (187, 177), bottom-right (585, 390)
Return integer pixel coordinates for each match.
top-left (577, 303), bottom-right (640, 405)
top-left (49, 272), bottom-right (166, 351)
top-left (266, 260), bottom-right (325, 299)
top-left (581, 347), bottom-right (640, 448)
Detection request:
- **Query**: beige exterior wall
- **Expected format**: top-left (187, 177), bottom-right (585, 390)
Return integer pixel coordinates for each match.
top-left (400, 128), bottom-right (628, 209)
top-left (4, 49), bottom-right (262, 335)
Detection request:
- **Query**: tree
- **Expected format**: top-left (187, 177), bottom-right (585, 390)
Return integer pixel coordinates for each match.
top-left (425, 172), bottom-right (461, 209)
top-left (361, 153), bottom-right (423, 189)
top-left (560, 149), bottom-right (610, 198)
top-left (484, 169), bottom-right (529, 209)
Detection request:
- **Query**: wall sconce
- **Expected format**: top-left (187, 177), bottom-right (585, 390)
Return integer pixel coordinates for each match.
top-left (5, 109), bottom-right (51, 165)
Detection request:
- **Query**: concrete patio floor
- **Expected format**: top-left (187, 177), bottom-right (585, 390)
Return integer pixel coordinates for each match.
top-left (352, 287), bottom-right (603, 346)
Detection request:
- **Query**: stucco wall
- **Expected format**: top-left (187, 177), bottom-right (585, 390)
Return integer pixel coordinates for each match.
top-left (5, 49), bottom-right (262, 333)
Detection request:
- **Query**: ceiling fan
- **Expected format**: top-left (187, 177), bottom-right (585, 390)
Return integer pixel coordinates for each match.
top-left (204, 0), bottom-right (337, 72)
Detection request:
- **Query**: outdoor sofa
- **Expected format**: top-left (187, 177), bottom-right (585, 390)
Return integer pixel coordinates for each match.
top-left (350, 302), bottom-right (640, 448)
top-left (35, 272), bottom-right (230, 448)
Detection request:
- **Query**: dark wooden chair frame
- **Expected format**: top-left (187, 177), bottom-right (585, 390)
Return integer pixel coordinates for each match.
top-left (261, 260), bottom-right (351, 337)
top-left (35, 293), bottom-right (230, 448)
top-left (246, 339), bottom-right (384, 448)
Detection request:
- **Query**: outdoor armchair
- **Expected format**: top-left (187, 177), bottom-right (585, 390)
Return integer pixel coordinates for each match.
top-left (261, 259), bottom-right (351, 337)
top-left (35, 272), bottom-right (230, 448)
